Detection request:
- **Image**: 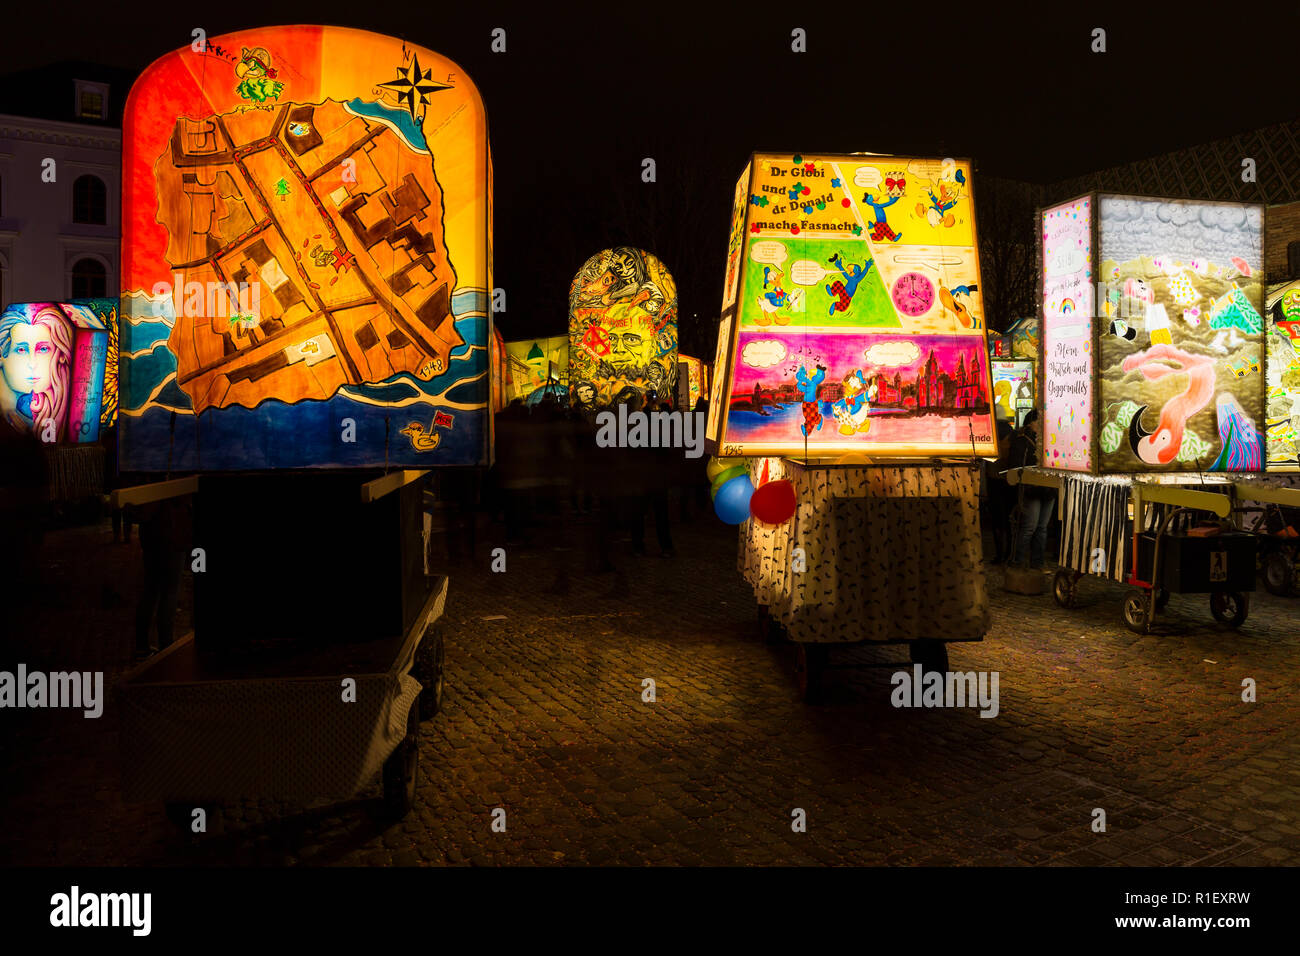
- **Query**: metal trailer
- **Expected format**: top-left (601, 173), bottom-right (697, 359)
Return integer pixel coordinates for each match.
top-left (1013, 468), bottom-right (1300, 633)
top-left (1117, 483), bottom-right (1251, 634)
top-left (113, 470), bottom-right (446, 825)
top-left (739, 458), bottom-right (989, 703)
top-left (1236, 480), bottom-right (1300, 597)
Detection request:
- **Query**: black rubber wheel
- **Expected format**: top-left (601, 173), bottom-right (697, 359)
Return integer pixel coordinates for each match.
top-left (909, 638), bottom-right (949, 676)
top-left (1263, 551), bottom-right (1295, 597)
top-left (796, 644), bottom-right (828, 704)
top-left (1052, 570), bottom-right (1077, 608)
top-left (1123, 591), bottom-right (1150, 633)
top-left (1154, 588), bottom-right (1171, 612)
top-left (1210, 590), bottom-right (1249, 628)
top-left (382, 697), bottom-right (420, 820)
top-left (414, 628), bottom-right (445, 722)
top-left (164, 802), bottom-right (197, 832)
top-left (164, 801), bottom-right (215, 835)
top-left (758, 605), bottom-right (788, 644)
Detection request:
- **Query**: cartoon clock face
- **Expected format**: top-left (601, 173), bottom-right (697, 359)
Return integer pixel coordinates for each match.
top-left (892, 272), bottom-right (935, 316)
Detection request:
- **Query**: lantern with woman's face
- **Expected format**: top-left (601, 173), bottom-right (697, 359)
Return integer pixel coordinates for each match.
top-left (0, 304), bottom-right (74, 439)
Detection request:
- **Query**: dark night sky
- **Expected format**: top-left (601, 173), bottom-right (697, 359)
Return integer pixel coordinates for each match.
top-left (3, 1), bottom-right (1298, 351)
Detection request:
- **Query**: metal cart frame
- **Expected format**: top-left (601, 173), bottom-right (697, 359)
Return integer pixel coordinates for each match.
top-left (112, 470), bottom-right (444, 825)
top-left (1011, 468), bottom-right (1300, 632)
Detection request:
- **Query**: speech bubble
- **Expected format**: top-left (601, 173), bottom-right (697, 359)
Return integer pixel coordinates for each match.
top-left (749, 240), bottom-right (787, 267)
top-left (906, 158), bottom-right (955, 183)
top-left (742, 339), bottom-right (788, 369)
top-left (865, 341), bottom-right (921, 367)
top-left (1048, 246), bottom-right (1086, 276)
top-left (790, 259), bottom-right (831, 286)
top-left (853, 166), bottom-right (882, 188)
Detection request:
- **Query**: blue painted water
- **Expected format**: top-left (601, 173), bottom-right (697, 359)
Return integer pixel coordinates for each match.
top-left (343, 98), bottom-right (427, 151)
top-left (119, 291), bottom-right (488, 470)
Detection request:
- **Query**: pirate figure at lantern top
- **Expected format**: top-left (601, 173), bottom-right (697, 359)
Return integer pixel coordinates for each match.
top-left (235, 47), bottom-right (284, 106)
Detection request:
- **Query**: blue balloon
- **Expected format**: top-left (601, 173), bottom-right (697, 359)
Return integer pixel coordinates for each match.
top-left (714, 474), bottom-right (754, 524)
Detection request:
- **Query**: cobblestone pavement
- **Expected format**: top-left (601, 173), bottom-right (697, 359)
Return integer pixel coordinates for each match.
top-left (2, 505), bottom-right (1298, 866)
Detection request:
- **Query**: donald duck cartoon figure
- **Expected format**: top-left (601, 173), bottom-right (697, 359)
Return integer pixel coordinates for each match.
top-left (832, 369), bottom-right (877, 435)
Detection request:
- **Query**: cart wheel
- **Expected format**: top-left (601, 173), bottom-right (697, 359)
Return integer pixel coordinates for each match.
top-left (795, 644), bottom-right (828, 704)
top-left (382, 697), bottom-right (421, 820)
top-left (1052, 570), bottom-right (1077, 608)
top-left (164, 801), bottom-right (221, 836)
top-left (1263, 552), bottom-right (1295, 597)
top-left (1123, 591), bottom-right (1150, 633)
top-left (1210, 590), bottom-right (1249, 628)
top-left (164, 802), bottom-right (204, 833)
top-left (1154, 588), bottom-right (1170, 612)
top-left (910, 638), bottom-right (949, 676)
top-left (415, 628), bottom-right (445, 722)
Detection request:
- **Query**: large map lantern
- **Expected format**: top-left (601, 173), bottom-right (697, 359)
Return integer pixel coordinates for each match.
top-left (119, 26), bottom-right (491, 469)
top-left (708, 153), bottom-right (997, 458)
top-left (1040, 194), bottom-right (1266, 474)
top-left (568, 247), bottom-right (678, 405)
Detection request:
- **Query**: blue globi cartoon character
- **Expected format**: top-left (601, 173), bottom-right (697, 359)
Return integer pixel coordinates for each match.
top-left (826, 253), bottom-right (874, 317)
top-left (795, 363), bottom-right (826, 436)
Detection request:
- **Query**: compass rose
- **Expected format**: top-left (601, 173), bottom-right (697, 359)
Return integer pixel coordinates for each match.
top-left (377, 54), bottom-right (452, 121)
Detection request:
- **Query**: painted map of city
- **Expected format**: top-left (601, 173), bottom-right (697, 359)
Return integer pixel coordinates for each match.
top-left (119, 25), bottom-right (490, 469)
top-left (158, 99), bottom-right (462, 412)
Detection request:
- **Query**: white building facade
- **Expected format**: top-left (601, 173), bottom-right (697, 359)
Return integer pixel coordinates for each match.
top-left (0, 103), bottom-right (120, 306)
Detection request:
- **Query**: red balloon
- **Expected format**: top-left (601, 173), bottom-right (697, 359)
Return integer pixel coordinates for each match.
top-left (749, 479), bottom-right (797, 524)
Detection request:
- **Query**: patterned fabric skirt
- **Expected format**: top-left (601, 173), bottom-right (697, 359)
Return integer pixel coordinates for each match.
top-left (738, 461), bottom-right (988, 643)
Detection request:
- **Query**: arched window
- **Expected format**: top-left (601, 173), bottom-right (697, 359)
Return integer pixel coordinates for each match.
top-left (71, 257), bottom-right (107, 298)
top-left (72, 174), bottom-right (107, 225)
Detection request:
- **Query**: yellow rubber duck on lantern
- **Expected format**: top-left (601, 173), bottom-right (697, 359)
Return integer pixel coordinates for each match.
top-left (400, 421), bottom-right (441, 451)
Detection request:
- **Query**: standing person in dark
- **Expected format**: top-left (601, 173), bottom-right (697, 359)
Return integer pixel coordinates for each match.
top-left (133, 494), bottom-right (191, 659)
top-left (0, 416), bottom-right (48, 639)
top-left (1008, 409), bottom-right (1055, 570)
top-left (987, 411), bottom-right (1016, 563)
top-left (634, 396), bottom-right (675, 558)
